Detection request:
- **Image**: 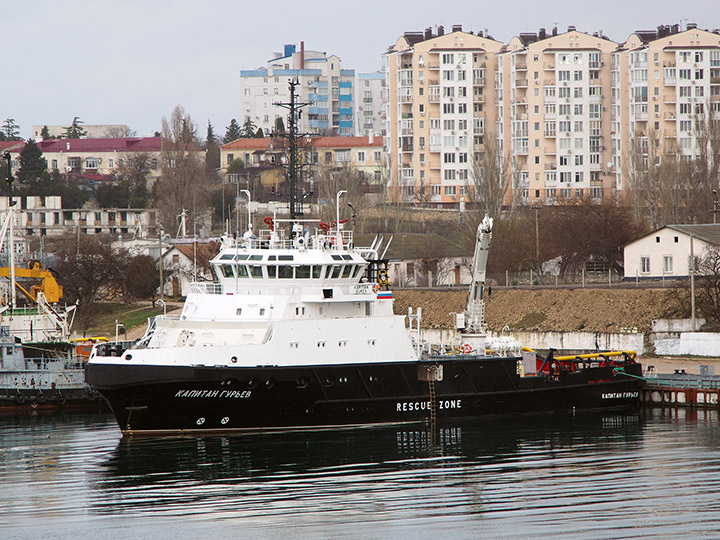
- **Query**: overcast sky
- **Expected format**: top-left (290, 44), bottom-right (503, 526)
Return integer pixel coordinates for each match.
top-left (2, 0), bottom-right (717, 140)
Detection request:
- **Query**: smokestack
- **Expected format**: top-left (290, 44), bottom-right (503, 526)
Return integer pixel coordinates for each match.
top-left (424, 27), bottom-right (432, 40)
top-left (539, 27), bottom-right (546, 40)
top-left (452, 24), bottom-right (462, 33)
top-left (300, 40), bottom-right (305, 69)
top-left (437, 25), bottom-right (444, 36)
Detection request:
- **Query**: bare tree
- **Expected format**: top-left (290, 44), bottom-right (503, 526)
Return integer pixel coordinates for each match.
top-left (154, 106), bottom-right (210, 233)
top-left (468, 129), bottom-right (516, 220)
top-left (312, 162), bottom-right (365, 226)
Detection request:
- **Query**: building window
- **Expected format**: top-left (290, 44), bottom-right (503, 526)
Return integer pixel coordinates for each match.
top-left (663, 256), bottom-right (673, 274)
top-left (640, 256), bottom-right (650, 274)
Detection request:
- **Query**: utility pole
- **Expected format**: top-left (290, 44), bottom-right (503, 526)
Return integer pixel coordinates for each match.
top-left (158, 227), bottom-right (164, 303)
top-left (3, 152), bottom-right (17, 309)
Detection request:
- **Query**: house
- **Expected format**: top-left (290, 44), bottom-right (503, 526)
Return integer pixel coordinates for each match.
top-left (355, 233), bottom-right (472, 287)
top-left (623, 224), bottom-right (720, 279)
top-left (161, 241), bottom-right (219, 297)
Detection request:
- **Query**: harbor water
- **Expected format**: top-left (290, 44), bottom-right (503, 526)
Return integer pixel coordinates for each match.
top-left (1, 408), bottom-right (719, 539)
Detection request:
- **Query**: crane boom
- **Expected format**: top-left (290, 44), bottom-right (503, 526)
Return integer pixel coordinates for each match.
top-left (464, 214), bottom-right (493, 334)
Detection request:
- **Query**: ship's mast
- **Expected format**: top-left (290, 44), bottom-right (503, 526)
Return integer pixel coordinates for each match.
top-left (273, 79), bottom-right (311, 231)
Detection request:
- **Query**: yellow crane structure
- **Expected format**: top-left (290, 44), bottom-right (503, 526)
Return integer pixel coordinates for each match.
top-left (0, 261), bottom-right (63, 304)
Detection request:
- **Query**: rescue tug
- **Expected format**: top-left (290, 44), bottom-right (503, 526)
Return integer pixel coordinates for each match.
top-left (85, 83), bottom-right (643, 435)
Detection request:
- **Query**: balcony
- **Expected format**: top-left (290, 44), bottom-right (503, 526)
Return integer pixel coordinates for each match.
top-left (664, 113), bottom-right (677, 121)
top-left (544, 63), bottom-right (555, 71)
top-left (473, 77), bottom-right (486, 86)
top-left (664, 129), bottom-right (677, 138)
top-left (427, 63), bottom-right (439, 70)
top-left (664, 77), bottom-right (677, 86)
top-left (544, 95), bottom-right (556, 103)
top-left (516, 63), bottom-right (528, 71)
top-left (515, 79), bottom-right (528, 87)
top-left (634, 111), bottom-right (649, 121)
top-left (544, 131), bottom-right (556, 138)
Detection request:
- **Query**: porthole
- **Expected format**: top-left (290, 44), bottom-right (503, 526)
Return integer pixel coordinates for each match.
top-left (322, 376), bottom-right (333, 387)
top-left (221, 417), bottom-right (230, 425)
top-left (230, 356), bottom-right (238, 364)
top-left (297, 376), bottom-right (309, 388)
top-left (265, 378), bottom-right (275, 389)
top-left (248, 378), bottom-right (260, 390)
top-left (196, 417), bottom-right (206, 426)
top-left (125, 354), bottom-right (132, 361)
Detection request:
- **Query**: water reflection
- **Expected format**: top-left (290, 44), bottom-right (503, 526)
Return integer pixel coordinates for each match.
top-left (2, 409), bottom-right (720, 539)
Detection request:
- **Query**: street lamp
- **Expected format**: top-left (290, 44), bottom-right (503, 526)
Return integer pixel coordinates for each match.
top-left (713, 190), bottom-right (719, 224)
top-left (241, 189), bottom-right (251, 233)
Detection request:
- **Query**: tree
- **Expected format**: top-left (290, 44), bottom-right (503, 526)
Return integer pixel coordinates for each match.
top-left (205, 121), bottom-right (220, 172)
top-left (104, 126), bottom-right (137, 138)
top-left (108, 152), bottom-right (152, 207)
top-left (16, 139), bottom-right (47, 182)
top-left (696, 246), bottom-right (720, 325)
top-left (22, 170), bottom-right (90, 209)
top-left (40, 125), bottom-right (52, 139)
top-left (154, 105), bottom-right (209, 232)
top-left (241, 118), bottom-right (257, 138)
top-left (468, 129), bottom-right (516, 221)
top-left (312, 162), bottom-right (365, 226)
top-left (64, 117), bottom-right (87, 139)
top-left (255, 127), bottom-right (264, 138)
top-left (53, 235), bottom-right (123, 307)
top-left (275, 117), bottom-right (286, 134)
top-left (2, 118), bottom-right (21, 141)
top-left (120, 254), bottom-right (160, 303)
top-left (223, 119), bottom-right (242, 143)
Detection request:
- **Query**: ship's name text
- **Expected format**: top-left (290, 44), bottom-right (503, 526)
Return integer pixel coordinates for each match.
top-left (174, 389), bottom-right (252, 399)
top-left (601, 392), bottom-right (639, 399)
top-left (397, 399), bottom-right (461, 412)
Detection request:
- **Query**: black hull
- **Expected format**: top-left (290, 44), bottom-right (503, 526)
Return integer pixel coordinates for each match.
top-left (86, 357), bottom-right (644, 434)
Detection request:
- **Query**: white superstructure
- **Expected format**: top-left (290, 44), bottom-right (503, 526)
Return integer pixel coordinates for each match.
top-left (100, 221), bottom-right (417, 368)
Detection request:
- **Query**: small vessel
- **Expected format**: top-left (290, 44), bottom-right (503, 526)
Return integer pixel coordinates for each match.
top-left (0, 152), bottom-right (100, 410)
top-left (85, 81), bottom-right (643, 435)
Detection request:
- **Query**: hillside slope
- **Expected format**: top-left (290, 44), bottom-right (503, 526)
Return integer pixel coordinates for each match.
top-left (393, 287), bottom-right (687, 334)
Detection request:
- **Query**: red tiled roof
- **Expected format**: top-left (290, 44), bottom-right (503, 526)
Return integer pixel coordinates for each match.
top-left (221, 136), bottom-right (383, 151)
top-left (38, 137), bottom-right (164, 153)
top-left (170, 242), bottom-right (220, 260)
top-left (0, 141), bottom-right (24, 153)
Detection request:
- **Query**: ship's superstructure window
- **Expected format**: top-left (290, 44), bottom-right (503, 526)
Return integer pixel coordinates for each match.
top-left (331, 265), bottom-right (342, 279)
top-left (221, 265), bottom-right (234, 277)
top-left (296, 265), bottom-right (311, 279)
top-left (278, 265), bottom-right (293, 278)
top-left (312, 266), bottom-right (322, 278)
top-left (342, 265), bottom-right (352, 278)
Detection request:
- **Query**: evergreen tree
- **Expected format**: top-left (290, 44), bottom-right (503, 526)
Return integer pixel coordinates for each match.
top-left (17, 139), bottom-right (48, 182)
top-left (223, 119), bottom-right (242, 143)
top-left (40, 125), bottom-right (52, 139)
top-left (64, 117), bottom-right (87, 139)
top-left (255, 127), bottom-right (264, 138)
top-left (274, 117), bottom-right (286, 134)
top-left (2, 118), bottom-right (21, 141)
top-left (240, 118), bottom-right (257, 138)
top-left (205, 120), bottom-right (220, 171)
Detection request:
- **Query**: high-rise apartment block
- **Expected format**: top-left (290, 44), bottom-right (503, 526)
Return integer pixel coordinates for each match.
top-left (611, 25), bottom-right (720, 191)
top-left (385, 24), bottom-right (720, 207)
top-left (357, 72), bottom-right (387, 137)
top-left (240, 43), bottom-right (355, 137)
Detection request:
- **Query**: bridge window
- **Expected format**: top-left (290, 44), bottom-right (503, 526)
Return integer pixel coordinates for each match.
top-left (331, 265), bottom-right (342, 279)
top-left (250, 265), bottom-right (263, 278)
top-left (236, 265), bottom-right (249, 278)
top-left (296, 265), bottom-right (311, 279)
top-left (267, 265), bottom-right (277, 278)
top-left (278, 265), bottom-right (293, 279)
top-left (312, 266), bottom-right (322, 278)
top-left (342, 265), bottom-right (352, 278)
top-left (220, 265), bottom-right (234, 278)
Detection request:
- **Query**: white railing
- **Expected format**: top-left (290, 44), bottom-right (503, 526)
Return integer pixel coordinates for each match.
top-left (189, 282), bottom-right (224, 295)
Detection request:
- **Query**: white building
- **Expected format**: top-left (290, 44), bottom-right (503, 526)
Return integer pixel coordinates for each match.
top-left (240, 42), bottom-right (356, 137)
top-left (623, 223), bottom-right (720, 279)
top-left (357, 72), bottom-right (387, 136)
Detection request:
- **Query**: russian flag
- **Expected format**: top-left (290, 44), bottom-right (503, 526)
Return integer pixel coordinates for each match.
top-left (377, 291), bottom-right (393, 300)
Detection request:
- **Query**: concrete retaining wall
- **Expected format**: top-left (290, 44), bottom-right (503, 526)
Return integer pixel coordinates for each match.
top-left (655, 332), bottom-right (720, 357)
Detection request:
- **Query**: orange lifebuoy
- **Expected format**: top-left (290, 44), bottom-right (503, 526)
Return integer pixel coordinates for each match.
top-left (461, 343), bottom-right (472, 354)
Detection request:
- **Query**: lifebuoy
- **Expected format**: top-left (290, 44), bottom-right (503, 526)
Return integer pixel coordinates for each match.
top-left (461, 343), bottom-right (472, 354)
top-left (15, 393), bottom-right (25, 404)
top-left (377, 269), bottom-right (389, 286)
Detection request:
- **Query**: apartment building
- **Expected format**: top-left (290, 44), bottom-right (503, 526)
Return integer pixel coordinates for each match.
top-left (357, 72), bottom-right (387, 136)
top-left (499, 27), bottom-right (618, 204)
top-left (612, 25), bottom-right (720, 191)
top-left (384, 25), bottom-right (504, 205)
top-left (240, 43), bottom-right (356, 137)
